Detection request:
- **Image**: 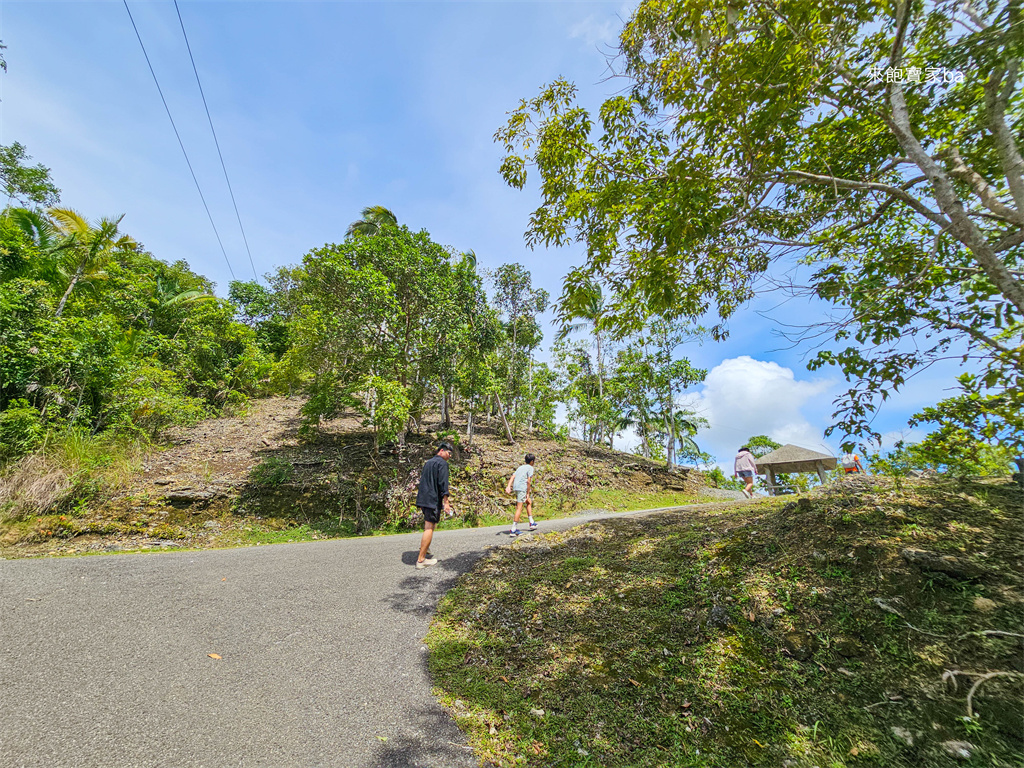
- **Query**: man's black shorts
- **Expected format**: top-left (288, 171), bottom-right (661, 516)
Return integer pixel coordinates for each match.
top-left (419, 505), bottom-right (441, 524)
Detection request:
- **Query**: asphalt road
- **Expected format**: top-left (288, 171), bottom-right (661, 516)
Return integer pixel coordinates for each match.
top-left (0, 509), bottom-right (655, 768)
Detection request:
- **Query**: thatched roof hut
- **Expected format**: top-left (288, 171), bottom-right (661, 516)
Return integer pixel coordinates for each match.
top-left (754, 444), bottom-right (837, 493)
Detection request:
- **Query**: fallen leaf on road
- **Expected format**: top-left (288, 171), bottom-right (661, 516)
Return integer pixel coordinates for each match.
top-left (208, 653), bottom-right (222, 659)
top-left (376, 736), bottom-right (387, 743)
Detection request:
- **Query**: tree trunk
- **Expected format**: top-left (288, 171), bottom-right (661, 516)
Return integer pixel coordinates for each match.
top-left (494, 393), bottom-right (514, 443)
top-left (55, 260), bottom-right (88, 318)
top-left (527, 353), bottom-right (534, 431)
top-left (440, 384), bottom-right (448, 429)
top-left (466, 409), bottom-right (474, 447)
top-left (664, 398), bottom-right (676, 471)
top-left (595, 328), bottom-right (604, 443)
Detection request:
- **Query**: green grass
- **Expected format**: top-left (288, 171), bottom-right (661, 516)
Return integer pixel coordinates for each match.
top-left (425, 479), bottom-right (1024, 767)
top-left (583, 487), bottom-right (702, 511)
top-left (0, 430), bottom-right (147, 524)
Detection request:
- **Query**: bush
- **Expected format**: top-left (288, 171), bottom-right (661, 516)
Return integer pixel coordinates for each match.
top-left (0, 399), bottom-right (44, 462)
top-left (102, 362), bottom-right (206, 438)
top-left (250, 456), bottom-right (294, 487)
top-left (436, 429), bottom-right (461, 448)
top-left (361, 376), bottom-right (411, 448)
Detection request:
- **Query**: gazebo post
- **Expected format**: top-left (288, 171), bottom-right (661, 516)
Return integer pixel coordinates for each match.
top-left (766, 467), bottom-right (777, 496)
top-left (815, 460), bottom-right (827, 485)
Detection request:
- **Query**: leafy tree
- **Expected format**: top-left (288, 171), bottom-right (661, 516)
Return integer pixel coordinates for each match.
top-left (556, 279), bottom-right (609, 439)
top-left (0, 202), bottom-right (271, 441)
top-left (490, 263), bottom-right (550, 433)
top-left (551, 338), bottom-right (606, 444)
top-left (496, 0), bottom-right (1022, 450)
top-left (360, 375), bottom-right (412, 450)
top-left (291, 223), bottom-right (488, 446)
top-left (745, 435), bottom-right (781, 458)
top-left (229, 279), bottom-right (291, 358)
top-left (909, 391), bottom-right (1022, 481)
top-left (0, 142), bottom-right (60, 207)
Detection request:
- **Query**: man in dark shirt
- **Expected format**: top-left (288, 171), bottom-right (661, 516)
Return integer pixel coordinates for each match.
top-left (414, 441), bottom-right (453, 569)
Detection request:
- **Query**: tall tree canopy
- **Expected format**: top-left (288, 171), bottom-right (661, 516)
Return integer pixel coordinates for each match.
top-left (497, 0), bottom-right (1022, 448)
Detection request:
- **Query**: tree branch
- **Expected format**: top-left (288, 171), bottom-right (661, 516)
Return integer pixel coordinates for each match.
top-left (983, 63), bottom-right (1024, 212)
top-left (994, 227), bottom-right (1024, 253)
top-left (886, 77), bottom-right (1024, 314)
top-left (781, 169), bottom-right (953, 230)
top-left (941, 145), bottom-right (1024, 225)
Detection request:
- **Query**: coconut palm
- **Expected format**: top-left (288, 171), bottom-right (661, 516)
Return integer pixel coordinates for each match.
top-left (48, 208), bottom-right (136, 317)
top-left (149, 276), bottom-right (215, 329)
top-left (345, 205), bottom-right (398, 238)
top-left (5, 207), bottom-right (66, 287)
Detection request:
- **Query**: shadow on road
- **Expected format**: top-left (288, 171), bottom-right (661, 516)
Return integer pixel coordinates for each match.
top-left (384, 550), bottom-right (487, 617)
top-left (368, 651), bottom-right (482, 768)
top-left (368, 704), bottom-right (479, 768)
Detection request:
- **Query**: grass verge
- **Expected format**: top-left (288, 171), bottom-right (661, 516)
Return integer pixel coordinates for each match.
top-left (425, 477), bottom-right (1024, 767)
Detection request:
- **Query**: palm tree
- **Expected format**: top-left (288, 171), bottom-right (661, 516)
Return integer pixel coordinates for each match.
top-left (345, 205), bottom-right (397, 238)
top-left (48, 208), bottom-right (136, 317)
top-left (149, 276), bottom-right (215, 328)
top-left (6, 207), bottom-right (65, 286)
top-left (662, 409), bottom-right (704, 467)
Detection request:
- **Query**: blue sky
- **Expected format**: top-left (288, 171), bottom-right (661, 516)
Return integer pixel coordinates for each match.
top-left (2, 1), bottom-right (954, 466)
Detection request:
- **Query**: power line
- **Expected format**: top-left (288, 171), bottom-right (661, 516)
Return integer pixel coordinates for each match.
top-left (173, 0), bottom-right (258, 282)
top-left (123, 0), bottom-right (236, 281)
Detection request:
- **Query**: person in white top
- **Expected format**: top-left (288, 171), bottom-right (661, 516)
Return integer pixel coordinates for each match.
top-left (505, 453), bottom-right (537, 535)
top-left (734, 446), bottom-right (758, 498)
top-left (841, 453), bottom-right (864, 474)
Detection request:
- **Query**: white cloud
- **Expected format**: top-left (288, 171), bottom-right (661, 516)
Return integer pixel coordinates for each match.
top-left (569, 15), bottom-right (619, 47)
top-left (683, 356), bottom-right (838, 464)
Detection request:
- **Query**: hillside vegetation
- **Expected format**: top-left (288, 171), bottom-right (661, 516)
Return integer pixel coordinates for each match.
top-left (0, 397), bottom-right (708, 558)
top-left (427, 476), bottom-right (1024, 767)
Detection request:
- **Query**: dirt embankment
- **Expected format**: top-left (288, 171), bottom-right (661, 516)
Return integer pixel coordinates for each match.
top-left (1, 397), bottom-right (706, 557)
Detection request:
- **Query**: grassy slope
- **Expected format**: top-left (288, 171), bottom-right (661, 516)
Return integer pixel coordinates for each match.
top-left (426, 477), bottom-right (1024, 768)
top-left (0, 401), bottom-right (706, 557)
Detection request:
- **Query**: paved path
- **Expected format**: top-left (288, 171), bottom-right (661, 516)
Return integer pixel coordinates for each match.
top-left (0, 503), bottom-right (740, 768)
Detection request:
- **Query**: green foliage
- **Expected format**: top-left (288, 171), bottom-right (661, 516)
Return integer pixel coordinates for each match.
top-left (361, 375), bottom-right (412, 448)
top-left (249, 456), bottom-right (295, 487)
top-left (872, 435), bottom-right (1015, 482)
top-left (435, 429), bottom-right (461, 448)
top-left (0, 203), bottom-right (271, 447)
top-left (703, 466), bottom-right (743, 491)
top-left (229, 279), bottom-right (292, 359)
top-left (100, 361), bottom-right (206, 438)
top-left (497, 0), bottom-right (1022, 452)
top-left (0, 398), bottom-right (43, 461)
top-left (0, 142), bottom-right (60, 206)
top-left (490, 263), bottom-right (550, 434)
top-left (291, 223), bottom-right (496, 441)
top-left (745, 436), bottom-right (781, 458)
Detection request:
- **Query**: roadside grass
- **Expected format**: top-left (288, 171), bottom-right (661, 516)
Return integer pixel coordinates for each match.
top-left (583, 487), bottom-right (703, 512)
top-left (0, 431), bottom-right (147, 525)
top-left (426, 477), bottom-right (1024, 767)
